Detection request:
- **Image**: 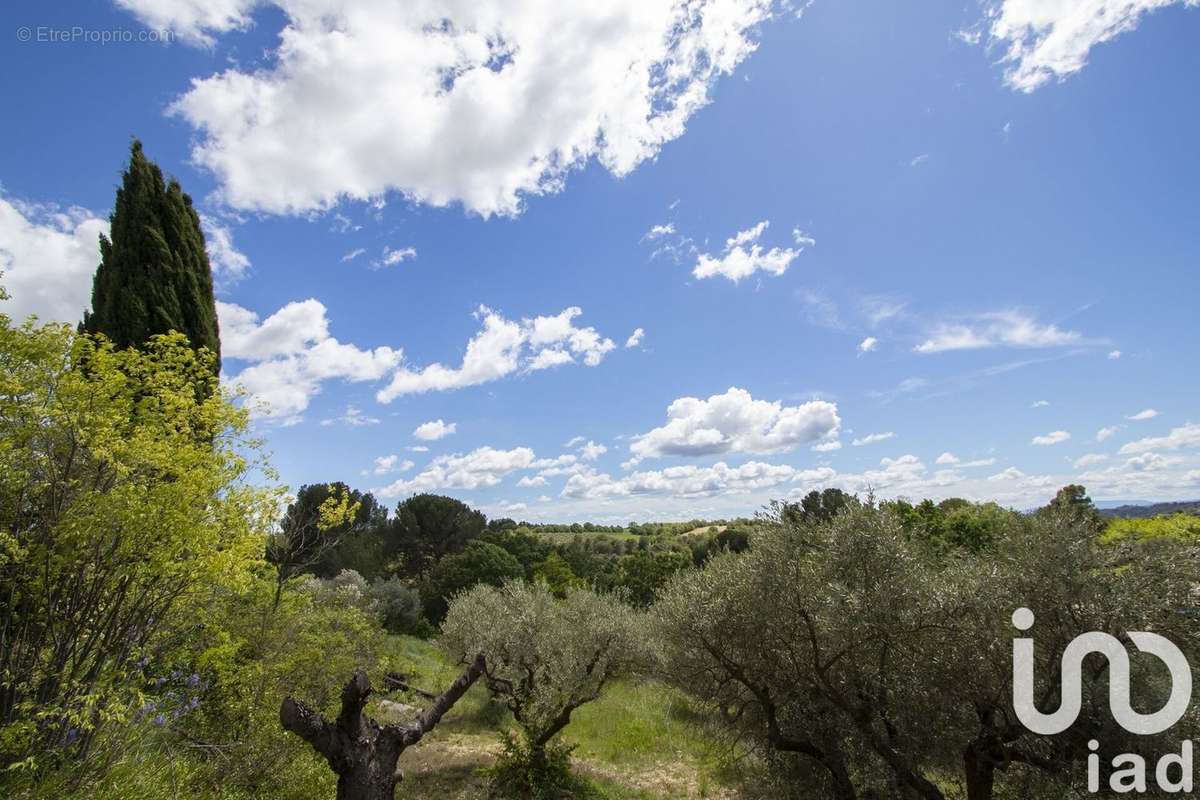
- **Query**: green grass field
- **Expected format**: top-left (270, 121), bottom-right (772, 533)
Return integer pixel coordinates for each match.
top-left (377, 636), bottom-right (764, 799)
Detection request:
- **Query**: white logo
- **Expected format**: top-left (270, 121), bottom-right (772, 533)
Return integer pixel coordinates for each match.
top-left (1012, 607), bottom-right (1191, 736)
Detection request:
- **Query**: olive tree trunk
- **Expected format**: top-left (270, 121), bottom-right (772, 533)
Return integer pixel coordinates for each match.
top-left (281, 654), bottom-right (486, 800)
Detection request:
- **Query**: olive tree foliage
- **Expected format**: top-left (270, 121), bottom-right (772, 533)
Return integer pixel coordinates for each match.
top-left (0, 312), bottom-right (275, 772)
top-left (653, 498), bottom-right (1198, 800)
top-left (441, 581), bottom-right (646, 789)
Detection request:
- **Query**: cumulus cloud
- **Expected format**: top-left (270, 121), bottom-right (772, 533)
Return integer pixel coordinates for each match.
top-left (374, 446), bottom-right (536, 497)
top-left (116, 0), bottom-right (260, 45)
top-left (692, 220), bottom-right (801, 282)
top-left (852, 432), bottom-right (895, 447)
top-left (138, 0), bottom-right (780, 216)
top-left (914, 311), bottom-right (1084, 353)
top-left (1108, 349), bottom-right (1122, 360)
top-left (858, 336), bottom-right (878, 354)
top-left (199, 215), bottom-right (251, 279)
top-left (218, 298), bottom-right (402, 421)
top-left (1031, 430), bottom-right (1071, 446)
top-left (562, 460), bottom-right (822, 500)
top-left (1097, 425), bottom-right (1120, 442)
top-left (936, 452), bottom-right (960, 465)
top-left (981, 0), bottom-right (1198, 92)
top-left (1126, 408), bottom-right (1159, 421)
top-left (376, 306), bottom-right (616, 401)
top-left (366, 454), bottom-right (413, 476)
top-left (625, 327), bottom-right (645, 348)
top-left (579, 440), bottom-right (608, 461)
top-left (413, 419), bottom-right (457, 441)
top-left (629, 387), bottom-right (840, 462)
top-left (812, 440), bottom-right (842, 453)
top-left (1119, 423), bottom-right (1200, 455)
top-left (0, 196), bottom-right (107, 324)
top-left (1074, 453), bottom-right (1109, 469)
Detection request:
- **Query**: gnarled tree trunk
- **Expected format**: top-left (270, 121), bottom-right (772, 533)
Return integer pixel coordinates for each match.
top-left (281, 654), bottom-right (486, 800)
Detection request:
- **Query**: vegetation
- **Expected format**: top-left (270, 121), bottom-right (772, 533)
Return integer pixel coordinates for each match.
top-left (441, 582), bottom-right (646, 798)
top-left (4, 142), bottom-right (1198, 798)
top-left (80, 141), bottom-right (221, 377)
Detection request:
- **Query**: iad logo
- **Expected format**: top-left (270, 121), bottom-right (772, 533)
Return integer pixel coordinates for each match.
top-left (1012, 608), bottom-right (1195, 793)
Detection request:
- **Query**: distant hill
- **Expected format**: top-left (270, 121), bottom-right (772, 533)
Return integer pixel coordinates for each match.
top-left (1099, 500), bottom-right (1200, 519)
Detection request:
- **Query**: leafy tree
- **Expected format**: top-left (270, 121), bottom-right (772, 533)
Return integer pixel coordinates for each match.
top-left (613, 548), bottom-right (691, 607)
top-left (0, 317), bottom-right (271, 772)
top-left (1041, 483), bottom-right (1103, 532)
top-left (480, 528), bottom-right (554, 579)
top-left (387, 493), bottom-right (486, 578)
top-left (366, 578), bottom-right (427, 636)
top-left (532, 553), bottom-right (582, 598)
top-left (654, 500), bottom-right (1197, 800)
top-left (785, 487), bottom-right (854, 526)
top-left (421, 540), bottom-right (523, 622)
top-left (441, 581), bottom-right (645, 797)
top-left (81, 140), bottom-right (220, 377)
top-left (267, 482), bottom-right (386, 602)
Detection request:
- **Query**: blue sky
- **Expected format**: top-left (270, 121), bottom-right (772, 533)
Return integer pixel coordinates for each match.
top-left (2, 0), bottom-right (1198, 521)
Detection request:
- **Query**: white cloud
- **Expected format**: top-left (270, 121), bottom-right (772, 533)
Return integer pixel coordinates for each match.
top-left (1108, 349), bottom-right (1122, 360)
top-left (413, 419), bottom-right (457, 441)
top-left (341, 247), bottom-right (366, 262)
top-left (1031, 430), bottom-right (1071, 446)
top-left (320, 404), bottom-right (381, 427)
top-left (1031, 399), bottom-right (1050, 408)
top-left (935, 452), bottom-right (960, 465)
top-left (625, 327), bottom-right (645, 348)
top-left (367, 454), bottom-right (413, 476)
top-left (643, 223), bottom-right (675, 240)
top-left (374, 246), bottom-right (416, 268)
top-left (376, 305), bottom-right (615, 401)
top-left (982, 0), bottom-right (1198, 93)
top-left (199, 215), bottom-right (251, 279)
top-left (858, 336), bottom-right (878, 354)
top-left (517, 475), bottom-right (548, 487)
top-left (1097, 425), bottom-right (1120, 442)
top-left (579, 440), bottom-right (608, 461)
top-left (563, 435), bottom-right (586, 448)
top-left (148, 0), bottom-right (780, 216)
top-left (408, 445), bottom-right (430, 453)
top-left (562, 460), bottom-right (822, 500)
top-left (117, 0), bottom-right (260, 45)
top-left (374, 445), bottom-right (536, 497)
top-left (791, 227), bottom-right (816, 247)
top-left (1126, 408), bottom-right (1159, 421)
top-left (0, 196), bottom-right (107, 324)
top-left (852, 432), bottom-right (895, 447)
top-left (915, 310), bottom-right (1084, 353)
top-left (812, 440), bottom-right (842, 452)
top-left (692, 220), bottom-right (801, 282)
top-left (218, 299), bottom-right (402, 420)
top-left (1074, 453), bottom-right (1108, 469)
top-left (910, 153), bottom-right (930, 167)
top-left (1119, 423), bottom-right (1200, 455)
top-left (629, 387), bottom-right (840, 462)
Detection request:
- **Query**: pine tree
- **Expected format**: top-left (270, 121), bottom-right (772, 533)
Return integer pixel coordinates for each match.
top-left (82, 140), bottom-right (220, 376)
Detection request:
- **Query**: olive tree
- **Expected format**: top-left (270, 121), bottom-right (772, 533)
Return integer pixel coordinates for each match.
top-left (653, 499), bottom-right (1198, 800)
top-left (441, 581), bottom-right (645, 794)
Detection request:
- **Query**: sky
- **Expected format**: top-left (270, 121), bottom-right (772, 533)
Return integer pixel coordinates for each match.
top-left (1, 0), bottom-right (1198, 522)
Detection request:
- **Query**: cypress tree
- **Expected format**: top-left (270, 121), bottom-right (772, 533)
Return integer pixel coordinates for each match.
top-left (82, 140), bottom-right (220, 376)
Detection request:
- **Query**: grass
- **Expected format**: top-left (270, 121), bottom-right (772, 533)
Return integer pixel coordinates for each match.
top-left (380, 636), bottom-right (759, 799)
